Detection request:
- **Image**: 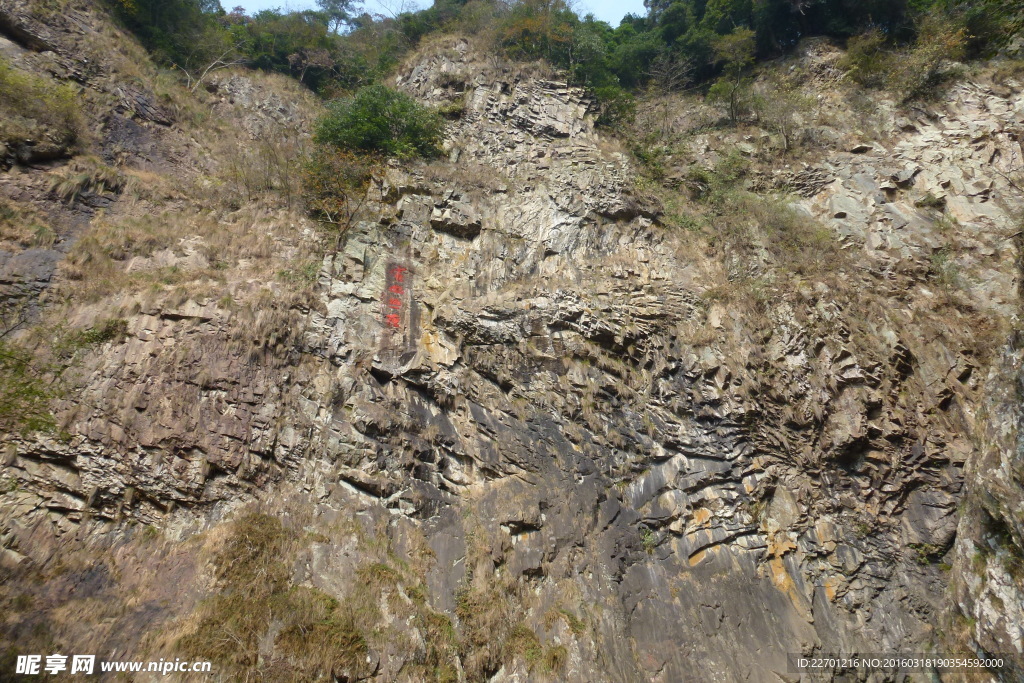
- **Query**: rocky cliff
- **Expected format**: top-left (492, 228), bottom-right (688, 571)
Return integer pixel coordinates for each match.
top-left (1, 3), bottom-right (1023, 681)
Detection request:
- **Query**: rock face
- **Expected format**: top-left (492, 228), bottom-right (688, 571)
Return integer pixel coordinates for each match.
top-left (2, 16), bottom-right (1024, 683)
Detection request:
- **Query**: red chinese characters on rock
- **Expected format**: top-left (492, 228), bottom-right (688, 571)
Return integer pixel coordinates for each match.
top-left (384, 265), bottom-right (408, 329)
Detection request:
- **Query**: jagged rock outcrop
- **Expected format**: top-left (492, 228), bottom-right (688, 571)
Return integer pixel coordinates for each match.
top-left (2, 14), bottom-right (1024, 683)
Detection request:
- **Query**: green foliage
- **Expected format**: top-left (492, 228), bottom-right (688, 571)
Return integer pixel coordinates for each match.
top-left (907, 542), bottom-right (946, 565)
top-left (915, 192), bottom-right (947, 210)
top-left (74, 319), bottom-right (130, 346)
top-left (109, 0), bottom-right (1016, 121)
top-left (684, 150), bottom-right (749, 205)
top-left (499, 0), bottom-right (576, 64)
top-left (317, 0), bottom-right (358, 33)
top-left (0, 340), bottom-right (56, 436)
top-left (751, 76), bottom-right (816, 152)
top-left (233, 10), bottom-right (338, 89)
top-left (0, 56), bottom-right (81, 154)
top-left (106, 0), bottom-right (228, 70)
top-left (841, 29), bottom-right (891, 88)
top-left (504, 624), bottom-right (542, 668)
top-left (315, 85), bottom-right (445, 158)
top-left (639, 526), bottom-right (657, 554)
top-left (841, 11), bottom-right (968, 101)
top-left (942, 0), bottom-right (1024, 57)
top-left (893, 12), bottom-right (968, 101)
top-left (594, 85), bottom-right (636, 127)
top-left (301, 147), bottom-right (377, 229)
top-left (707, 27), bottom-right (756, 123)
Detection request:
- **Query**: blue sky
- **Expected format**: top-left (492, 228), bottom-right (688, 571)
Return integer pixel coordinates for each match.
top-left (234, 0), bottom-right (647, 27)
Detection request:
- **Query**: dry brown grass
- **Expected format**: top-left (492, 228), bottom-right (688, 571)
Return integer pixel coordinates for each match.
top-left (165, 506), bottom-right (466, 682)
top-left (57, 203), bottom-right (317, 301)
top-left (0, 197), bottom-right (54, 249)
top-left (420, 158), bottom-right (514, 194)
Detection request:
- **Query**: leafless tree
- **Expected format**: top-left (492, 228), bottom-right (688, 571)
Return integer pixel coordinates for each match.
top-left (646, 53), bottom-right (693, 92)
top-left (174, 43), bottom-right (248, 93)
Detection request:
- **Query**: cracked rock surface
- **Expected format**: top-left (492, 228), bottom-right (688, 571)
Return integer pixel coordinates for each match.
top-left (1, 18), bottom-right (1024, 682)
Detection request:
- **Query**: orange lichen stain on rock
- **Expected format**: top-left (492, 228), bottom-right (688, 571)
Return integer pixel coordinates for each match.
top-left (766, 531), bottom-right (797, 557)
top-left (769, 557), bottom-right (792, 589)
top-left (768, 556), bottom-right (814, 622)
top-left (688, 549), bottom-right (707, 566)
top-left (420, 329), bottom-right (457, 364)
top-left (814, 519), bottom-right (836, 545)
top-left (691, 507), bottom-right (712, 525)
top-left (823, 575), bottom-right (844, 602)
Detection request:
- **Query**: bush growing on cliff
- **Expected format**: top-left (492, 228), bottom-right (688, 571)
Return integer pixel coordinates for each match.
top-left (892, 12), bottom-right (968, 100)
top-left (842, 11), bottom-right (968, 101)
top-left (0, 291), bottom-right (58, 436)
top-left (314, 85), bottom-right (446, 158)
top-left (302, 148), bottom-right (377, 230)
top-left (0, 341), bottom-right (55, 435)
top-left (706, 27), bottom-right (756, 123)
top-left (0, 56), bottom-right (81, 154)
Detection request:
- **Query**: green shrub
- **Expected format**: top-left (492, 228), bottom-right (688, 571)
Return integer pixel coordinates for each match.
top-left (504, 624), bottom-right (542, 669)
top-left (106, 0), bottom-right (227, 70)
top-left (841, 29), bottom-right (891, 88)
top-left (0, 56), bottom-right (81, 154)
top-left (640, 526), bottom-right (657, 554)
top-left (842, 14), bottom-right (968, 101)
top-left (498, 0), bottom-right (576, 65)
top-left (301, 147), bottom-right (377, 229)
top-left (0, 341), bottom-right (55, 435)
top-left (915, 192), bottom-right (946, 210)
top-left (75, 319), bottom-right (129, 346)
top-left (707, 28), bottom-right (756, 123)
top-left (892, 12), bottom-right (967, 101)
top-left (594, 85), bottom-right (636, 127)
top-left (751, 76), bottom-right (816, 152)
top-left (949, 0), bottom-right (1023, 58)
top-left (314, 85), bottom-right (446, 158)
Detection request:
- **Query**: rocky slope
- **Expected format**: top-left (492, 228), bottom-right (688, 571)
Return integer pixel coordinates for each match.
top-left (1, 3), bottom-right (1023, 681)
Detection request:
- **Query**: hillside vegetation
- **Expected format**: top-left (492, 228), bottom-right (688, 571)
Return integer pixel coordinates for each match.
top-left (106, 0), bottom-right (1023, 103)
